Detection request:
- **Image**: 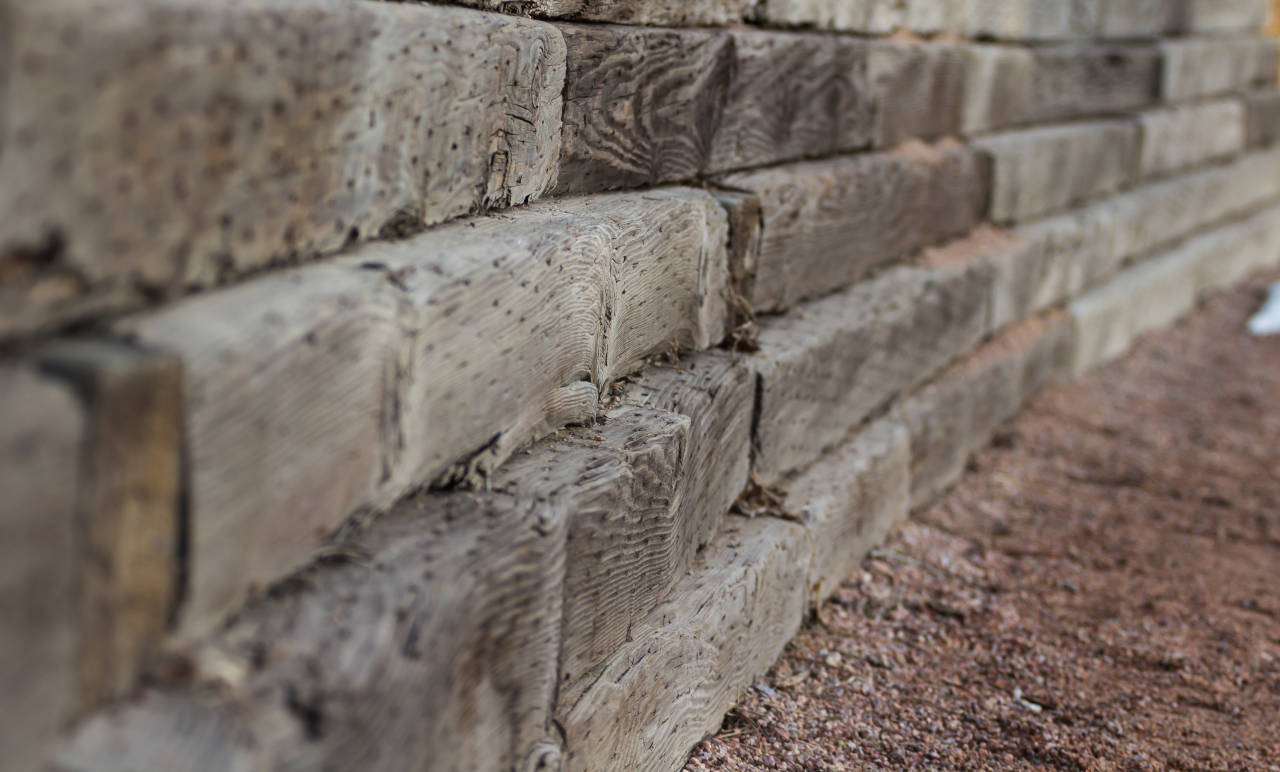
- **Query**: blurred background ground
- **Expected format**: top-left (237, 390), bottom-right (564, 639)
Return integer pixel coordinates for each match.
top-left (686, 272), bottom-right (1280, 771)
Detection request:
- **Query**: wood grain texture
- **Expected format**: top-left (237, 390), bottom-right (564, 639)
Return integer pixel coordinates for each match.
top-left (1029, 45), bottom-right (1161, 122)
top-left (976, 120), bottom-right (1140, 223)
top-left (55, 489), bottom-right (569, 772)
top-left (1188, 203), bottom-right (1280, 293)
top-left (783, 418), bottom-right (910, 604)
top-left (1136, 98), bottom-right (1246, 180)
top-left (756, 0), bottom-right (961, 35)
top-left (0, 0), bottom-right (565, 342)
top-left (896, 314), bottom-right (1074, 508)
top-left (0, 366), bottom-right (82, 772)
top-left (713, 190), bottom-right (763, 310)
top-left (1244, 89), bottom-right (1280, 148)
top-left (1161, 36), bottom-right (1278, 101)
top-left (123, 187), bottom-right (728, 634)
top-left (491, 407), bottom-right (691, 708)
top-left (706, 30), bottom-right (872, 173)
top-left (622, 350), bottom-right (755, 554)
top-left (752, 258), bottom-right (993, 485)
top-left (555, 25), bottom-right (735, 194)
top-left (867, 41), bottom-right (968, 147)
top-left (120, 264), bottom-right (411, 635)
top-left (35, 342), bottom-right (183, 713)
top-left (446, 0), bottom-right (755, 25)
top-left (719, 142), bottom-right (990, 312)
top-left (560, 515), bottom-right (808, 772)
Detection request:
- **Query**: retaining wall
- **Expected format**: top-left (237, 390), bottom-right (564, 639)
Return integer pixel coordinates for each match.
top-left (3, 1), bottom-right (1279, 770)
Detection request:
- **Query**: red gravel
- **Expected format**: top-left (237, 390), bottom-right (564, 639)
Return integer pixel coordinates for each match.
top-left (685, 273), bottom-right (1280, 771)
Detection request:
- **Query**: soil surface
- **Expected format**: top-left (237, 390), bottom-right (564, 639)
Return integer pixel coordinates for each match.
top-left (685, 274), bottom-right (1280, 771)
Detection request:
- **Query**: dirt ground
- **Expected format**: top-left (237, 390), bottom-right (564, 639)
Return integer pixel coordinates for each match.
top-left (684, 274), bottom-right (1280, 771)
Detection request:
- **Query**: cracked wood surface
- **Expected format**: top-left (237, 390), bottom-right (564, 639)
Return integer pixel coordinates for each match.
top-left (0, 0), bottom-right (565, 342)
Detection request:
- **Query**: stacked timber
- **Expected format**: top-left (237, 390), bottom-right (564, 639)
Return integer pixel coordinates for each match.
top-left (2, 1), bottom-right (1279, 770)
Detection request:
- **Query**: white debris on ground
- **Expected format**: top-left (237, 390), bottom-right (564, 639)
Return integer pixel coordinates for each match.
top-left (1247, 282), bottom-right (1280, 336)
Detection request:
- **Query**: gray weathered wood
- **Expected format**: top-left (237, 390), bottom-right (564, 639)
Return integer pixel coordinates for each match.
top-left (491, 407), bottom-right (691, 705)
top-left (0, 0), bottom-right (565, 343)
top-left (1244, 89), bottom-right (1280, 148)
top-left (1161, 36), bottom-right (1278, 102)
top-left (1029, 45), bottom-right (1161, 122)
top-left (36, 342), bottom-right (183, 712)
top-left (555, 25), bottom-right (734, 194)
top-left (990, 213), bottom-right (1116, 330)
top-left (756, 0), bottom-right (961, 35)
top-left (0, 366), bottom-right (82, 772)
top-left (961, 44), bottom-right (1035, 135)
top-left (622, 350), bottom-right (755, 553)
top-left (713, 190), bottom-right (763, 311)
top-left (783, 419), bottom-right (910, 604)
top-left (123, 187), bottom-right (729, 634)
top-left (896, 314), bottom-right (1073, 508)
top-left (1189, 204), bottom-right (1280, 293)
top-left (961, 0), bottom-right (1097, 40)
top-left (560, 515), bottom-right (808, 772)
top-left (719, 142), bottom-right (990, 312)
top-left (55, 488), bottom-right (569, 772)
top-left (1178, 0), bottom-right (1268, 34)
top-left (752, 258), bottom-right (993, 485)
top-left (706, 30), bottom-right (872, 173)
top-left (120, 264), bottom-right (412, 634)
top-left (1070, 238), bottom-right (1202, 374)
top-left (1106, 145), bottom-right (1280, 263)
top-left (1136, 98), bottom-right (1246, 180)
top-left (867, 41), bottom-right (968, 147)
top-left (447, 0), bottom-right (755, 25)
top-left (976, 120), bottom-right (1139, 223)
top-left (1097, 0), bottom-right (1178, 38)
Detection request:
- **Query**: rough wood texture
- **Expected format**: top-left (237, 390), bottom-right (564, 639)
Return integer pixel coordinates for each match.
top-left (55, 489), bottom-right (569, 772)
top-left (783, 419), bottom-right (910, 605)
top-left (555, 25), bottom-right (734, 194)
top-left (1136, 98), bottom-right (1246, 179)
top-left (491, 407), bottom-right (692, 707)
top-left (1161, 37), bottom-right (1278, 102)
top-left (706, 31), bottom-right (872, 174)
top-left (713, 190), bottom-right (763, 309)
top-left (35, 342), bottom-right (183, 712)
top-left (622, 350), bottom-right (755, 552)
top-left (0, 0), bottom-right (565, 343)
top-left (1029, 45), bottom-right (1161, 122)
top-left (976, 120), bottom-right (1139, 223)
top-left (719, 141), bottom-right (990, 312)
top-left (752, 259), bottom-right (993, 485)
top-left (0, 366), bottom-right (82, 772)
top-left (124, 187), bottom-right (728, 634)
top-left (1244, 89), bottom-right (1280, 148)
top-left (120, 265), bottom-right (411, 635)
top-left (867, 41), bottom-right (967, 147)
top-left (449, 0), bottom-right (754, 26)
top-left (756, 0), bottom-right (958, 34)
top-left (560, 515), bottom-right (808, 772)
top-left (896, 314), bottom-right (1074, 508)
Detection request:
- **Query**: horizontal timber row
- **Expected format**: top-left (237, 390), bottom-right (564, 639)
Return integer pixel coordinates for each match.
top-left (2, 0), bottom-right (1275, 341)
